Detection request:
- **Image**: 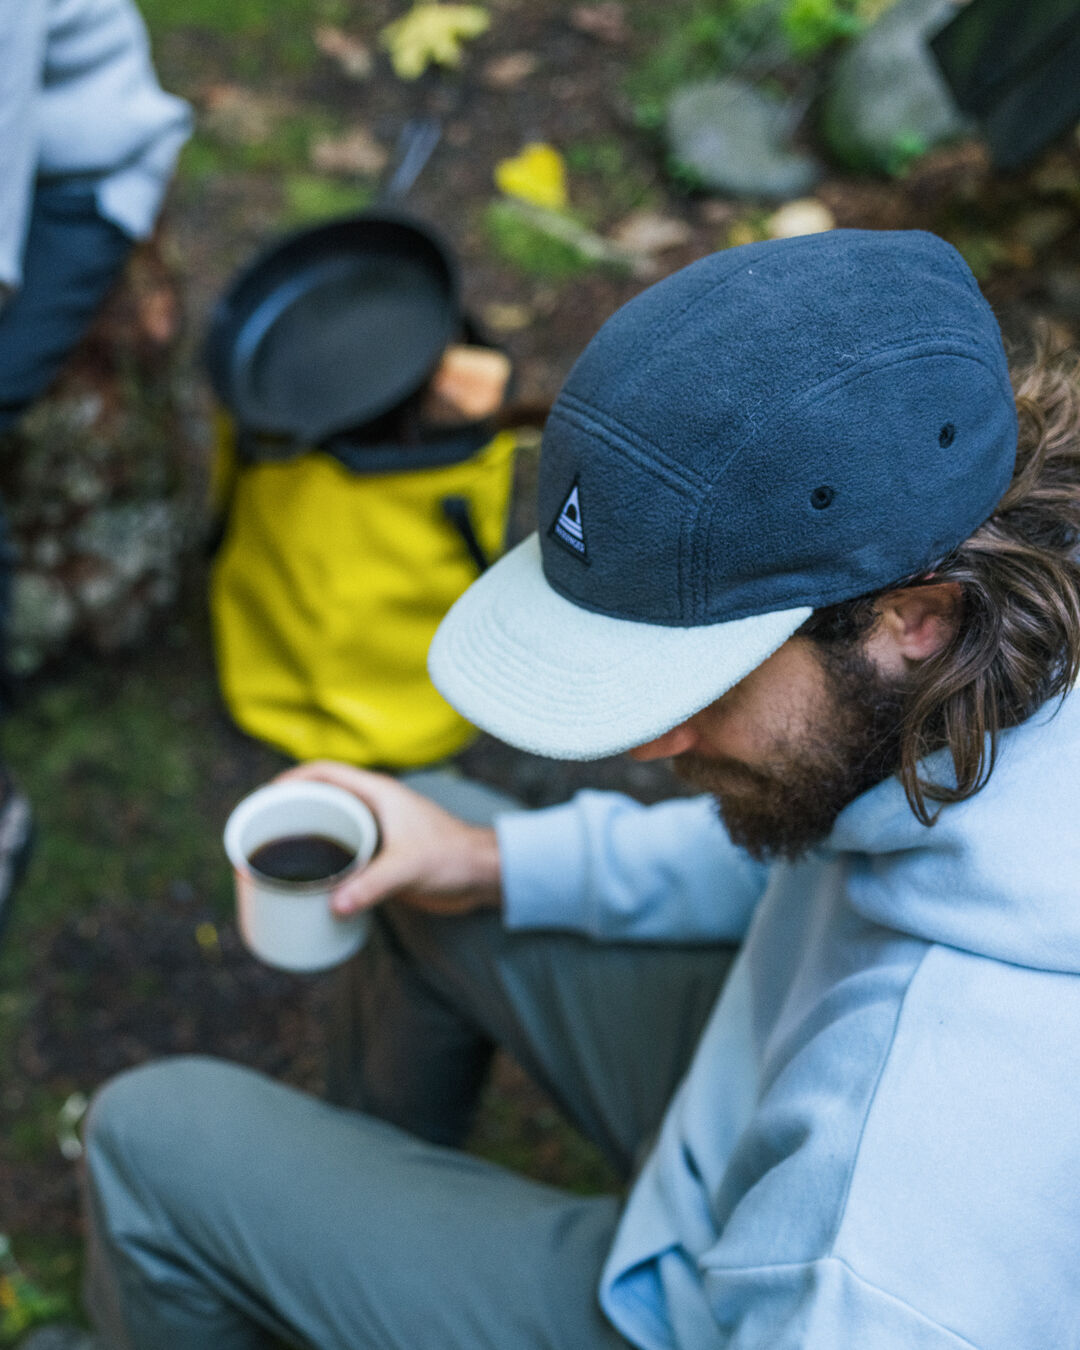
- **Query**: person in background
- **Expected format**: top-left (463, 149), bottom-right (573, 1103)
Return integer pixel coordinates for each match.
top-left (0, 0), bottom-right (191, 930)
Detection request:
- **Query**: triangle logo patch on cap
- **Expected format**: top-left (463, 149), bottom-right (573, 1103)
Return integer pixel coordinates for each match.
top-left (549, 480), bottom-right (589, 562)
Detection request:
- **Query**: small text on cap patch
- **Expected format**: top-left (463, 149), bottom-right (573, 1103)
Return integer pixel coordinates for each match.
top-left (550, 481), bottom-right (588, 561)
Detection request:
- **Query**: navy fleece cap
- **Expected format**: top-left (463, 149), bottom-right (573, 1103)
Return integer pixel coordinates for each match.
top-left (430, 229), bottom-right (1019, 759)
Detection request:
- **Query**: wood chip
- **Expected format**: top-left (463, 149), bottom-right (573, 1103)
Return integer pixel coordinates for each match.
top-left (610, 211), bottom-right (692, 256)
top-left (423, 346), bottom-right (513, 422)
top-left (310, 128), bottom-right (388, 176)
top-left (482, 51), bottom-right (540, 89)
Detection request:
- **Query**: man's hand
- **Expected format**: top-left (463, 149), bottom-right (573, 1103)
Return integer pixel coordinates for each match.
top-left (277, 762), bottom-right (502, 917)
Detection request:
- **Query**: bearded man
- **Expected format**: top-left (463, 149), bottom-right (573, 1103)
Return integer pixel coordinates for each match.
top-left (83, 230), bottom-right (1080, 1350)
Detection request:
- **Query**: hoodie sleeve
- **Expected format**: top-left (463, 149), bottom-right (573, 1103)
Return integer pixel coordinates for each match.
top-left (495, 790), bottom-right (769, 942)
top-left (0, 3), bottom-right (47, 293)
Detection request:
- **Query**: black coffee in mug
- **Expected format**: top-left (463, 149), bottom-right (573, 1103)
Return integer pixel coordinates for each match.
top-left (248, 834), bottom-right (356, 884)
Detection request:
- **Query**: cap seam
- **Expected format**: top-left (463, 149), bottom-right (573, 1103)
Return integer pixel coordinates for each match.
top-left (553, 394), bottom-right (708, 493)
top-left (608, 246), bottom-right (764, 379)
top-left (709, 334), bottom-right (1004, 489)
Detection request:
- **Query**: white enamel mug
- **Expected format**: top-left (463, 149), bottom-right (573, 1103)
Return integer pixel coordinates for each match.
top-left (224, 781), bottom-right (379, 972)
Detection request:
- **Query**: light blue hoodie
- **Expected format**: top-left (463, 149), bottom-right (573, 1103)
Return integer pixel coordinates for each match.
top-left (495, 689), bottom-right (1080, 1350)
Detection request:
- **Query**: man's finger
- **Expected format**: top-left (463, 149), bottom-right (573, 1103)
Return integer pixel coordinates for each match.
top-left (330, 850), bottom-right (414, 915)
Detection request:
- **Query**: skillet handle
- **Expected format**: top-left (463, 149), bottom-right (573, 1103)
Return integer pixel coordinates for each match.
top-left (381, 117), bottom-right (442, 204)
top-left (441, 496), bottom-right (490, 573)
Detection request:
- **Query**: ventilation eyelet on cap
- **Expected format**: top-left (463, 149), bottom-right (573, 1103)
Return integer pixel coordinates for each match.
top-left (810, 485), bottom-right (835, 510)
top-left (939, 422), bottom-right (956, 448)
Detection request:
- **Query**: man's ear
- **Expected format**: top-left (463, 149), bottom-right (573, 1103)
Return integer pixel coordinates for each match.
top-left (867, 582), bottom-right (963, 672)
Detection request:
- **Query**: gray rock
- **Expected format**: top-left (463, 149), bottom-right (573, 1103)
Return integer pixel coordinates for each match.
top-left (71, 501), bottom-right (183, 583)
top-left (666, 78), bottom-right (822, 200)
top-left (9, 572), bottom-right (77, 674)
top-left (821, 0), bottom-right (972, 173)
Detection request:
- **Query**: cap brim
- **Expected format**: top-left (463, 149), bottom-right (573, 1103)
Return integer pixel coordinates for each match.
top-left (428, 534), bottom-right (812, 760)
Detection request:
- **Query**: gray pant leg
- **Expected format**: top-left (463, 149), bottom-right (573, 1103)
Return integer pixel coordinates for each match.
top-left (84, 1056), bottom-right (629, 1350)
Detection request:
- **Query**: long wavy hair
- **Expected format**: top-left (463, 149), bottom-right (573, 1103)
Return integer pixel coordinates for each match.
top-left (801, 341), bottom-right (1080, 825)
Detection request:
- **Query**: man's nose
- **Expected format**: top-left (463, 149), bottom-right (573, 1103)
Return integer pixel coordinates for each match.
top-left (627, 721), bottom-right (699, 761)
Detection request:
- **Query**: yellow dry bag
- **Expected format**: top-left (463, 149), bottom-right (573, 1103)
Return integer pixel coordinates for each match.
top-left (210, 419), bottom-right (516, 768)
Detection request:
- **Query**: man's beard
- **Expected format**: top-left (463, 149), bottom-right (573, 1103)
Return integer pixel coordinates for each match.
top-left (674, 643), bottom-right (909, 863)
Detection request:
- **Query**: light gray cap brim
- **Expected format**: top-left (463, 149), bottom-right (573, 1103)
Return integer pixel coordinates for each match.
top-left (428, 534), bottom-right (813, 760)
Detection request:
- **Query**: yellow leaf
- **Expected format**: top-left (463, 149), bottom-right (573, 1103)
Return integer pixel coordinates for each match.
top-left (380, 4), bottom-right (490, 80)
top-left (195, 921), bottom-right (219, 951)
top-left (494, 143), bottom-right (568, 211)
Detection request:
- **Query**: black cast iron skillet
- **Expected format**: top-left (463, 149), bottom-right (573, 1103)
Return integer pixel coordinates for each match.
top-left (204, 120), bottom-right (459, 445)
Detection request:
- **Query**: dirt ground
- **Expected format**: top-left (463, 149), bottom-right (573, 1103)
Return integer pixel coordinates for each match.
top-left (0, 0), bottom-right (1078, 1326)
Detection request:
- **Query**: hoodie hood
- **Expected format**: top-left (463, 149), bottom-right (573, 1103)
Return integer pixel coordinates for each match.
top-left (826, 686), bottom-right (1080, 972)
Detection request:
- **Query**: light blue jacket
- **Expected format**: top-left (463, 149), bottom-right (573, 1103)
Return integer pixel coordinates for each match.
top-left (496, 691), bottom-right (1080, 1349)
top-left (0, 0), bottom-right (191, 291)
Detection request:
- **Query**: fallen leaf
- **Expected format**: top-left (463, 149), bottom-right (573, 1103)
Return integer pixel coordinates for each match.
top-left (201, 84), bottom-right (283, 144)
top-left (315, 25), bottom-right (374, 79)
top-left (570, 2), bottom-right (629, 44)
top-left (610, 210), bottom-right (692, 255)
top-left (482, 50), bottom-right (539, 88)
top-left (766, 198), bottom-right (835, 239)
top-left (310, 127), bottom-right (389, 176)
top-left (495, 143), bottom-right (568, 211)
top-left (380, 4), bottom-right (491, 80)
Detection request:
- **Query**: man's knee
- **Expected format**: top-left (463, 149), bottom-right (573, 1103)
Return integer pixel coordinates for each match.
top-left (86, 1054), bottom-right (239, 1185)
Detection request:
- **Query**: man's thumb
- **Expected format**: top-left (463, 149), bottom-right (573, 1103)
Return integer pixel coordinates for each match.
top-left (330, 851), bottom-right (410, 915)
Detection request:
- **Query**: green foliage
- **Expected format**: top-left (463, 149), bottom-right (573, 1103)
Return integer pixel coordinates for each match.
top-left (0, 647), bottom-right (255, 960)
top-left (177, 111), bottom-right (347, 188)
top-left (564, 138), bottom-right (628, 179)
top-left (484, 201), bottom-right (596, 280)
top-left (884, 129), bottom-right (929, 176)
top-left (0, 1235), bottom-right (78, 1344)
top-left (945, 229), bottom-right (1010, 281)
top-left (281, 175), bottom-right (375, 226)
top-left (782, 0), bottom-right (862, 55)
top-left (626, 0), bottom-right (885, 128)
top-left (665, 155), bottom-right (709, 194)
top-left (627, 0), bottom-right (783, 130)
top-left (564, 139), bottom-right (661, 218)
top-left (139, 0), bottom-right (348, 72)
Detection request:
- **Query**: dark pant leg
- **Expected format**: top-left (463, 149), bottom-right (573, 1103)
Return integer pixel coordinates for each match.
top-left (0, 179), bottom-right (132, 430)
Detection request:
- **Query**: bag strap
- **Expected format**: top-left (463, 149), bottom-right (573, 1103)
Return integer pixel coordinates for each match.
top-left (441, 496), bottom-right (490, 573)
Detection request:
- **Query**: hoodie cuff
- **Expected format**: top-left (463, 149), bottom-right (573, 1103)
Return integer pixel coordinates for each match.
top-left (495, 802), bottom-right (592, 934)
